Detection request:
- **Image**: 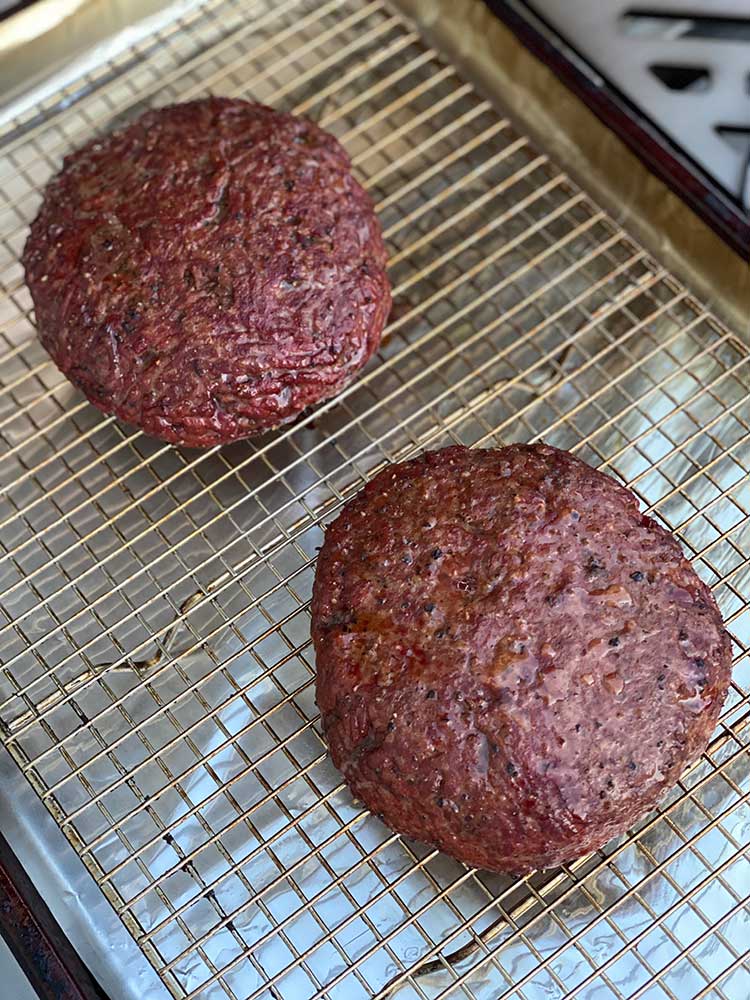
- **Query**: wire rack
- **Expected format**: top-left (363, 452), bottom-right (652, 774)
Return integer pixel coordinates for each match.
top-left (0, 1), bottom-right (749, 998)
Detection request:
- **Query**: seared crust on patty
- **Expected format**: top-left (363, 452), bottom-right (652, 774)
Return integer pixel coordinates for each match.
top-left (312, 444), bottom-right (732, 873)
top-left (23, 97), bottom-right (390, 447)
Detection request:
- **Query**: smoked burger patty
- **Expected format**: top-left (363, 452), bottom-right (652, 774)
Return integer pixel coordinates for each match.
top-left (311, 444), bottom-right (732, 874)
top-left (23, 98), bottom-right (390, 447)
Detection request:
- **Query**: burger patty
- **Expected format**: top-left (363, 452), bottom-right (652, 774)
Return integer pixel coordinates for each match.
top-left (23, 97), bottom-right (390, 447)
top-left (311, 444), bottom-right (732, 874)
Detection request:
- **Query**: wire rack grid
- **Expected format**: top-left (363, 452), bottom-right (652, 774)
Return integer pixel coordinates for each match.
top-left (0, 1), bottom-right (749, 998)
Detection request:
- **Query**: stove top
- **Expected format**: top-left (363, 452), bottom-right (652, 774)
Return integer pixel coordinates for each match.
top-left (487, 0), bottom-right (750, 256)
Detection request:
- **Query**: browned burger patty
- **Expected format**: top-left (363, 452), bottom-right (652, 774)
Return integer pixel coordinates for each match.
top-left (23, 98), bottom-right (390, 448)
top-left (311, 444), bottom-right (732, 874)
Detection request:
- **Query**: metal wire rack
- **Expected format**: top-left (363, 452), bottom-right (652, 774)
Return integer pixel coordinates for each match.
top-left (0, 0), bottom-right (748, 998)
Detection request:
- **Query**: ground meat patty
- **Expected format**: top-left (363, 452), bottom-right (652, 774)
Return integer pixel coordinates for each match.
top-left (312, 444), bottom-right (732, 874)
top-left (23, 98), bottom-right (390, 447)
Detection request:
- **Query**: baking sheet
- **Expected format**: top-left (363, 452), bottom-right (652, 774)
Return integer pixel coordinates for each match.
top-left (0, 2), bottom-right (748, 999)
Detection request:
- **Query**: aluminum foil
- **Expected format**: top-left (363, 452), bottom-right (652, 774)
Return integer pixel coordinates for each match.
top-left (0, 748), bottom-right (170, 999)
top-left (0, 0), bottom-right (202, 128)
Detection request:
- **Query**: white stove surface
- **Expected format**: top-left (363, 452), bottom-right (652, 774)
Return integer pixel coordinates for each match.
top-left (529, 0), bottom-right (750, 209)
